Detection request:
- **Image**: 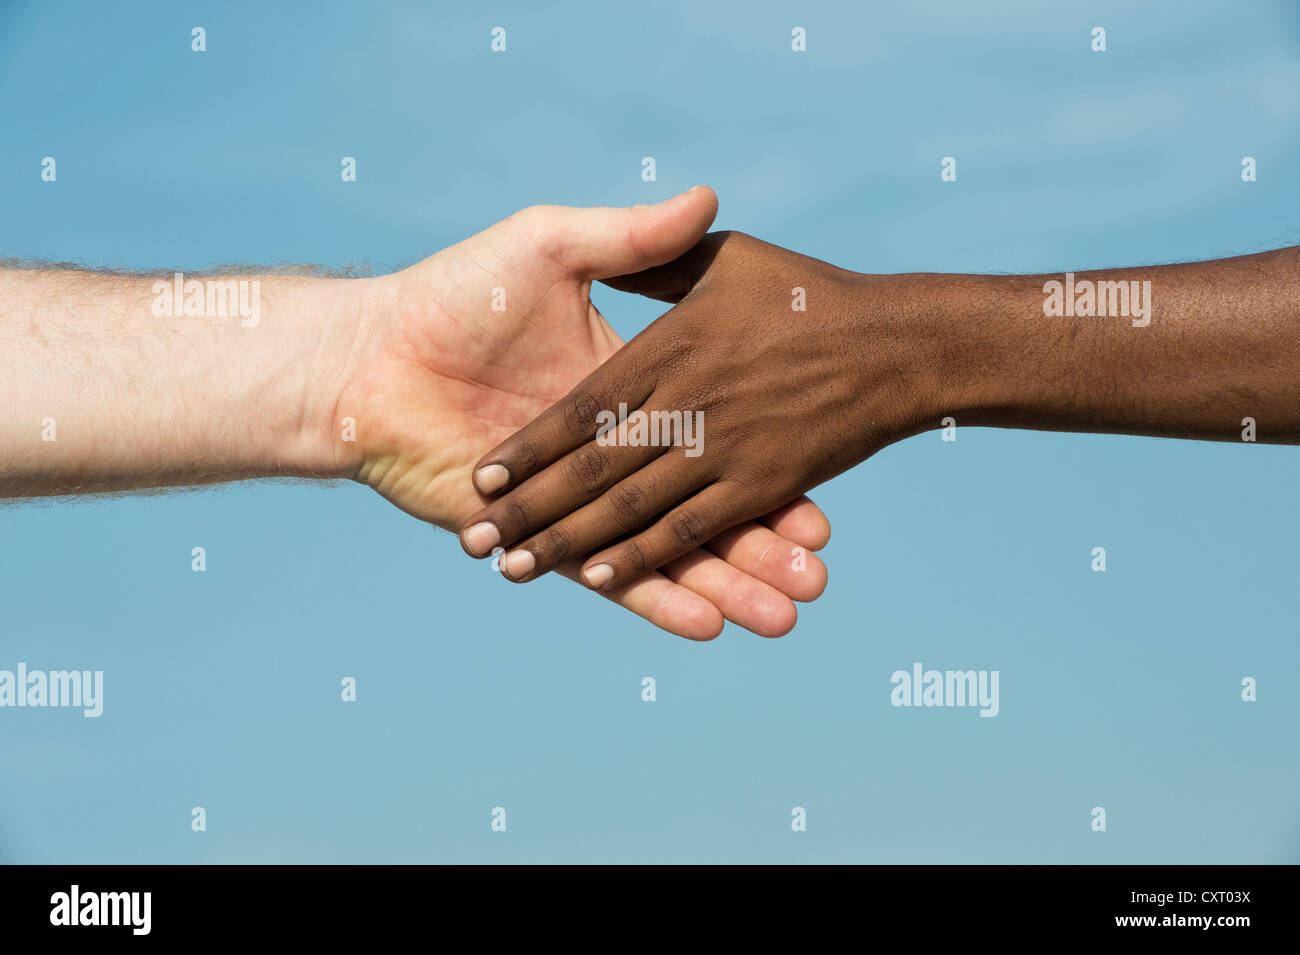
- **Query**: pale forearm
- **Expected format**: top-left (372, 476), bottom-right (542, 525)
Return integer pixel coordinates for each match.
top-left (0, 267), bottom-right (370, 497)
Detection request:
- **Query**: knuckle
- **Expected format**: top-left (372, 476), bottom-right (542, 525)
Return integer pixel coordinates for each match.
top-left (511, 206), bottom-right (564, 267)
top-left (514, 204), bottom-right (548, 229)
top-left (506, 205), bottom-right (544, 238)
top-left (538, 525), bottom-right (572, 563)
top-left (504, 500), bottom-right (535, 538)
top-left (607, 481), bottom-right (649, 527)
top-left (670, 508), bottom-right (708, 548)
top-left (728, 465), bottom-right (766, 494)
top-left (716, 229), bottom-right (756, 251)
top-left (507, 440), bottom-right (541, 480)
top-left (563, 392), bottom-right (603, 440)
top-left (621, 538), bottom-right (649, 574)
top-left (655, 337), bottom-right (696, 375)
top-left (567, 446), bottom-right (611, 493)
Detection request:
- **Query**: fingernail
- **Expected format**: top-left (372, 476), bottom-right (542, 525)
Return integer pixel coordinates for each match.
top-left (503, 549), bottom-right (535, 580)
top-left (475, 464), bottom-right (509, 494)
top-left (463, 522), bottom-right (499, 556)
top-left (583, 563), bottom-right (614, 589)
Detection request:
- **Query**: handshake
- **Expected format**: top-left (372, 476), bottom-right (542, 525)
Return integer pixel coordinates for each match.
top-left (6, 186), bottom-right (1295, 639)
top-left (339, 186), bottom-right (840, 640)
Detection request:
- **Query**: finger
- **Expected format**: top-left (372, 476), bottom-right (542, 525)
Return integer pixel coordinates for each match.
top-left (492, 454), bottom-right (709, 582)
top-left (599, 257), bottom-right (698, 303)
top-left (761, 495), bottom-right (833, 551)
top-left (556, 562), bottom-right (723, 642)
top-left (579, 482), bottom-right (758, 591)
top-left (540, 186), bottom-right (719, 281)
top-left (599, 230), bottom-right (728, 303)
top-left (659, 547), bottom-right (797, 638)
top-left (470, 358), bottom-right (654, 496)
top-left (461, 415), bottom-right (669, 557)
top-left (705, 521), bottom-right (828, 603)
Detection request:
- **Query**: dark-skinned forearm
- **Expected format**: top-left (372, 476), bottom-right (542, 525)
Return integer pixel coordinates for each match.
top-left (892, 246), bottom-right (1300, 444)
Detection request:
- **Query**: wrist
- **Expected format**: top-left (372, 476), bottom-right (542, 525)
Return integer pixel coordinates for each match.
top-left (839, 270), bottom-right (980, 441)
top-left (270, 273), bottom-right (393, 481)
top-left (858, 271), bottom-right (1043, 437)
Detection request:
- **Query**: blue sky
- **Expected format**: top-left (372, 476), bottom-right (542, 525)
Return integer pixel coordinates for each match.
top-left (0, 0), bottom-right (1296, 863)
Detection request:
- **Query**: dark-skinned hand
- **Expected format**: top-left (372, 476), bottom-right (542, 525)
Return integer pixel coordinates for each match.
top-left (458, 229), bottom-right (946, 593)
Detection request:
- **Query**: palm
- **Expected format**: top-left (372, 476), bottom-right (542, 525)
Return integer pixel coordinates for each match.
top-left (349, 217), bottom-right (621, 529)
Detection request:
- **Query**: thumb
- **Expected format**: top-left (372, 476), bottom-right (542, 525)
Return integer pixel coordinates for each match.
top-left (539, 186), bottom-right (718, 281)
